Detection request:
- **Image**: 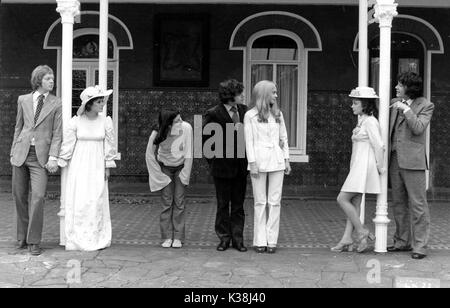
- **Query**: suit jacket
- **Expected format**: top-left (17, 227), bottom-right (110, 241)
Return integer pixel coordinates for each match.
top-left (10, 93), bottom-right (62, 168)
top-left (389, 96), bottom-right (434, 170)
top-left (203, 103), bottom-right (248, 178)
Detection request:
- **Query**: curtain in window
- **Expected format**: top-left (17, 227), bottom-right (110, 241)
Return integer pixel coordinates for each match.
top-left (277, 65), bottom-right (298, 147)
top-left (250, 64), bottom-right (273, 96)
top-left (398, 58), bottom-right (420, 75)
top-left (370, 57), bottom-right (380, 98)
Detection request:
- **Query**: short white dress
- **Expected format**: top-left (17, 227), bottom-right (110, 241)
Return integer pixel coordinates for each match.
top-left (341, 115), bottom-right (384, 194)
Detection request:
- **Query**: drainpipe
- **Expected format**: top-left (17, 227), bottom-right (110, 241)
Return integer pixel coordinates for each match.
top-left (359, 0), bottom-right (369, 88)
top-left (358, 0), bottom-right (369, 225)
top-left (99, 0), bottom-right (109, 113)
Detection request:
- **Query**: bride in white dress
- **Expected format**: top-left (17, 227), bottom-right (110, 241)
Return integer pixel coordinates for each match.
top-left (58, 86), bottom-right (117, 251)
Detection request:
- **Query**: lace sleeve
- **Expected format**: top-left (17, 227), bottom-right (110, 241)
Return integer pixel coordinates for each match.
top-left (58, 116), bottom-right (78, 168)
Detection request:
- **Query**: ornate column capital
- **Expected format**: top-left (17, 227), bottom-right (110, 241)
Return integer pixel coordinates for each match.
top-left (56, 0), bottom-right (80, 24)
top-left (374, 1), bottom-right (398, 28)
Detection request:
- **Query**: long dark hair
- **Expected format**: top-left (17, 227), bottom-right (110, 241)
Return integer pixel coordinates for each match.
top-left (218, 79), bottom-right (244, 104)
top-left (398, 72), bottom-right (423, 99)
top-left (153, 110), bottom-right (180, 145)
top-left (361, 98), bottom-right (378, 118)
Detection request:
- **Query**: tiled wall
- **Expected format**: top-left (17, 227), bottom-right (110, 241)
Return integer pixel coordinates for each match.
top-left (6, 88), bottom-right (448, 188)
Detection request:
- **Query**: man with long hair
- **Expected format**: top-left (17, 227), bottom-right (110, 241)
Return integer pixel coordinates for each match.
top-left (10, 65), bottom-right (62, 256)
top-left (388, 72), bottom-right (434, 259)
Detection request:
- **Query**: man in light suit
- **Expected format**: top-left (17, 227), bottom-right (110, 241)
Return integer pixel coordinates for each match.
top-left (10, 65), bottom-right (62, 256)
top-left (388, 72), bottom-right (434, 259)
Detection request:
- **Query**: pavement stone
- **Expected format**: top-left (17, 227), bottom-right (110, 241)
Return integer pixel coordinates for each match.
top-left (1, 190), bottom-right (450, 288)
top-left (2, 192), bottom-right (450, 250)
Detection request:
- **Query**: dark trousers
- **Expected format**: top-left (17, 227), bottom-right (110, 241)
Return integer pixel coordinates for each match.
top-left (213, 175), bottom-right (247, 244)
top-left (389, 151), bottom-right (430, 255)
top-left (12, 147), bottom-right (48, 245)
top-left (160, 164), bottom-right (186, 242)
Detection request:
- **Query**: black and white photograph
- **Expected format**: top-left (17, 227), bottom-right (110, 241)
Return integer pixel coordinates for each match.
top-left (1, 0), bottom-right (450, 292)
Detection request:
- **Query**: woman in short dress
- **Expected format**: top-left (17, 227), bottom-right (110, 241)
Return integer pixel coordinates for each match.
top-left (332, 86), bottom-right (385, 253)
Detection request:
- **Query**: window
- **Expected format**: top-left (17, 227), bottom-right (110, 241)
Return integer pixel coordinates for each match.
top-left (71, 33), bottom-right (120, 154)
top-left (247, 31), bottom-right (307, 161)
top-left (369, 33), bottom-right (424, 96)
top-left (73, 34), bottom-right (114, 59)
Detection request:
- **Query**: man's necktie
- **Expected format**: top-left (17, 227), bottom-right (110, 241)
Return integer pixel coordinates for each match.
top-left (230, 106), bottom-right (239, 124)
top-left (34, 94), bottom-right (45, 124)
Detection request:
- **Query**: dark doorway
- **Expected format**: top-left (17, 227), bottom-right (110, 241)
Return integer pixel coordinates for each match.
top-left (369, 33), bottom-right (425, 97)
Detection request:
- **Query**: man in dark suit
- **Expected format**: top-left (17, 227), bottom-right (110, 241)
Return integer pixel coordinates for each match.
top-left (388, 72), bottom-right (434, 259)
top-left (203, 79), bottom-right (248, 252)
top-left (10, 65), bottom-right (62, 256)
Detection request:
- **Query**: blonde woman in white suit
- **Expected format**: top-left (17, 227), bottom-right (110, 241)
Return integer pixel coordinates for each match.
top-left (244, 80), bottom-right (291, 254)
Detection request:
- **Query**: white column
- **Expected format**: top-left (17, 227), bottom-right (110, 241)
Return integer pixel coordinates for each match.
top-left (373, 0), bottom-right (397, 253)
top-left (99, 0), bottom-right (109, 114)
top-left (358, 0), bottom-right (369, 87)
top-left (56, 0), bottom-right (80, 246)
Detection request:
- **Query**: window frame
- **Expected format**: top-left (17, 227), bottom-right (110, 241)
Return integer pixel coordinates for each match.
top-left (246, 29), bottom-right (308, 162)
top-left (71, 30), bottom-right (121, 157)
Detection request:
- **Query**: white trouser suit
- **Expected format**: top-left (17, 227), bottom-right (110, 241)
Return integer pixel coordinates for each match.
top-left (244, 108), bottom-right (290, 247)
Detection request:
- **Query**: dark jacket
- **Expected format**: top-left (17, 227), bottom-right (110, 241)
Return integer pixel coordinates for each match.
top-left (203, 103), bottom-right (248, 178)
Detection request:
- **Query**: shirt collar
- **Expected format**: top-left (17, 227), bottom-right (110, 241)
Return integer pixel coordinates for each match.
top-left (33, 91), bottom-right (49, 101)
top-left (406, 99), bottom-right (413, 106)
top-left (224, 103), bottom-right (238, 112)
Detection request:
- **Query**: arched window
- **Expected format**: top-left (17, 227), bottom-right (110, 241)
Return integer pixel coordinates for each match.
top-left (247, 31), bottom-right (306, 157)
top-left (249, 34), bottom-right (299, 147)
top-left (73, 34), bottom-right (114, 59)
top-left (72, 34), bottom-right (117, 118)
top-left (231, 12), bottom-right (322, 162)
top-left (369, 33), bottom-right (424, 96)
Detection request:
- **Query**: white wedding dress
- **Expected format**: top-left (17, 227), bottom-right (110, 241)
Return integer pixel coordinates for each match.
top-left (59, 114), bottom-right (117, 251)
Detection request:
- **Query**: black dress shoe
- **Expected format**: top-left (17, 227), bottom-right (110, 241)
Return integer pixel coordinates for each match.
top-left (216, 241), bottom-right (230, 251)
top-left (232, 243), bottom-right (247, 252)
top-left (411, 253), bottom-right (426, 260)
top-left (15, 240), bottom-right (27, 250)
top-left (267, 247), bottom-right (277, 254)
top-left (29, 244), bottom-right (43, 256)
top-left (254, 246), bottom-right (266, 253)
top-left (387, 246), bottom-right (413, 252)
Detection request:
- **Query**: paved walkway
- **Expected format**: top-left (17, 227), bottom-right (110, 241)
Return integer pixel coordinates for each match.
top-left (1, 184), bottom-right (450, 288)
top-left (0, 180), bottom-right (450, 288)
top-left (1, 194), bottom-right (450, 249)
top-left (1, 243), bottom-right (450, 288)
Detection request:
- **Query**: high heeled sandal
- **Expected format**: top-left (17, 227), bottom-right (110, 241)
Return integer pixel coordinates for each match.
top-left (356, 229), bottom-right (375, 253)
top-left (330, 242), bottom-right (354, 252)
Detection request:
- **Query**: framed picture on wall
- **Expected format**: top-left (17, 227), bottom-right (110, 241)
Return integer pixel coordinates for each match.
top-left (154, 14), bottom-right (209, 87)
